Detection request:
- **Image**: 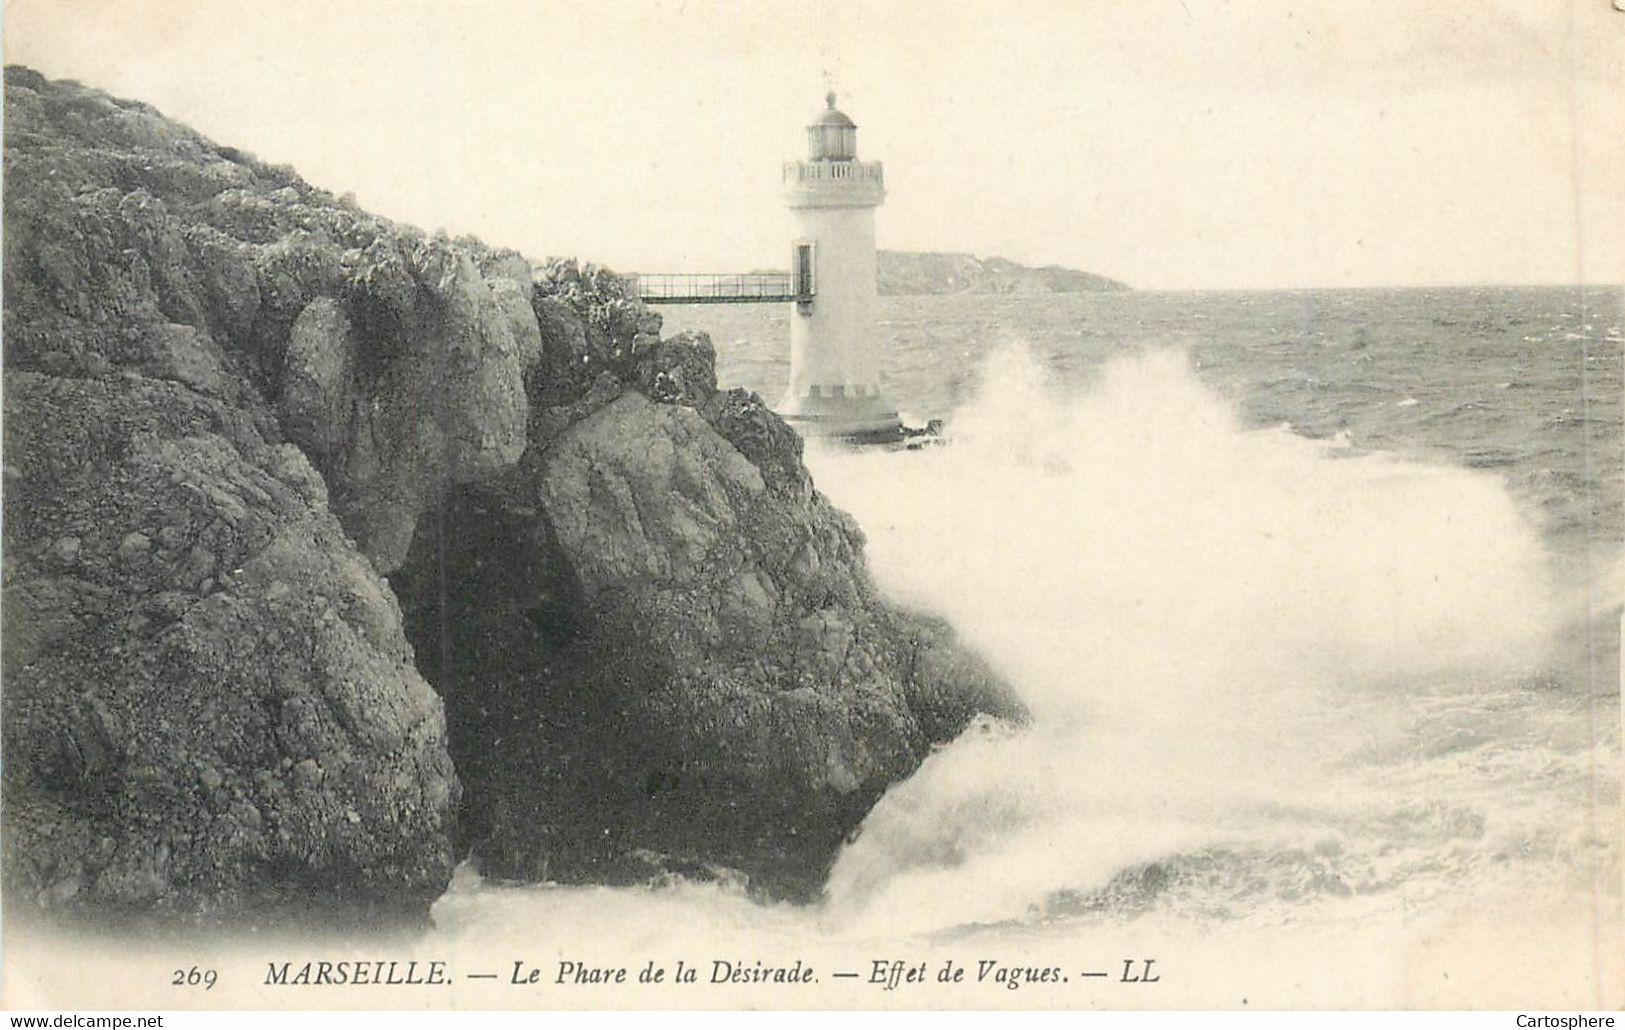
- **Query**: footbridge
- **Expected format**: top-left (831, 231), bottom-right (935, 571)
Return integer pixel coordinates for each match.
top-left (629, 272), bottom-right (808, 305)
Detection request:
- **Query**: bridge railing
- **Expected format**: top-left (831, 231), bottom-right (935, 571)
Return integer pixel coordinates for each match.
top-left (629, 272), bottom-right (803, 304)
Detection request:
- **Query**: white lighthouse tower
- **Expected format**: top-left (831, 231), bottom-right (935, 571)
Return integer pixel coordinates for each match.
top-left (776, 93), bottom-right (900, 442)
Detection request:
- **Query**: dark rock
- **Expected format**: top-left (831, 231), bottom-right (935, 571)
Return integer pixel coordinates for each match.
top-left (5, 71), bottom-right (547, 575)
top-left (2, 373), bottom-right (458, 925)
top-left (391, 393), bottom-right (1021, 899)
top-left (631, 330), bottom-right (717, 407)
top-left (700, 388), bottom-right (812, 499)
top-left (4, 67), bottom-right (1023, 921)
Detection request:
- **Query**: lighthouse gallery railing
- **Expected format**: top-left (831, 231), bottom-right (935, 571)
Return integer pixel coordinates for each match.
top-left (781, 160), bottom-right (884, 185)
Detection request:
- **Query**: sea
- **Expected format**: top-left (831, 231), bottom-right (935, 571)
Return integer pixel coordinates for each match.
top-left (431, 288), bottom-right (1625, 1007)
top-left (14, 287), bottom-right (1622, 1010)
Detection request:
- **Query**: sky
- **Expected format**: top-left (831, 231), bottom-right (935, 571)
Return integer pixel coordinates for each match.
top-left (4, 0), bottom-right (1621, 290)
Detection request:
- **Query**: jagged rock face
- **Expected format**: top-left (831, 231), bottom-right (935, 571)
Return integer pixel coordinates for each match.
top-left (1, 68), bottom-right (482, 922)
top-left (3, 67), bottom-right (1023, 919)
top-left (2, 372), bottom-right (458, 923)
top-left (3, 66), bottom-right (540, 576)
top-left (275, 244), bottom-right (541, 570)
top-left (393, 336), bottom-right (1021, 899)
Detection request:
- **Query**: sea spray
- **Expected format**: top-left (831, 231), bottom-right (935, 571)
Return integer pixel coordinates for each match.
top-left (425, 344), bottom-right (1615, 1003)
top-left (807, 346), bottom-right (1582, 935)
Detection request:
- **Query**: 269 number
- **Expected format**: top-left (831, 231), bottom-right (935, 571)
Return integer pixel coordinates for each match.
top-left (171, 966), bottom-right (218, 990)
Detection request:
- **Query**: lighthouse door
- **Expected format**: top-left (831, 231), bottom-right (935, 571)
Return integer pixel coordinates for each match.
top-left (793, 241), bottom-right (815, 312)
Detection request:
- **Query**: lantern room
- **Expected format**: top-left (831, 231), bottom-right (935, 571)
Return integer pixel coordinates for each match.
top-left (807, 92), bottom-right (858, 161)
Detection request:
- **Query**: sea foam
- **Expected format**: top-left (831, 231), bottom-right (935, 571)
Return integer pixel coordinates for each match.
top-left (424, 346), bottom-right (1611, 1000)
top-left (807, 346), bottom-right (1570, 935)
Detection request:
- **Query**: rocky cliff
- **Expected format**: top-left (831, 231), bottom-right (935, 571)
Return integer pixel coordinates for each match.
top-left (1, 67), bottom-right (1022, 924)
top-left (879, 250), bottom-right (1128, 295)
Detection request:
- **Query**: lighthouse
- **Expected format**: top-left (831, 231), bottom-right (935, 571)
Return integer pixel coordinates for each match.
top-left (776, 93), bottom-right (900, 442)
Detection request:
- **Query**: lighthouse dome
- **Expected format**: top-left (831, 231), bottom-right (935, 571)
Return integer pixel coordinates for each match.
top-left (807, 92), bottom-right (858, 160)
top-left (811, 101), bottom-right (856, 128)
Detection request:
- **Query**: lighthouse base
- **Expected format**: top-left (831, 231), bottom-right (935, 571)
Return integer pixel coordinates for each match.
top-left (775, 389), bottom-right (903, 445)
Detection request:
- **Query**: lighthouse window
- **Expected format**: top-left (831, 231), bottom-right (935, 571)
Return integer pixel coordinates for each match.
top-left (793, 243), bottom-right (815, 299)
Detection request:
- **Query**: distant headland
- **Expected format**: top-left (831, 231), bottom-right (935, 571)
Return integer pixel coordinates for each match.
top-left (878, 250), bottom-right (1129, 295)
